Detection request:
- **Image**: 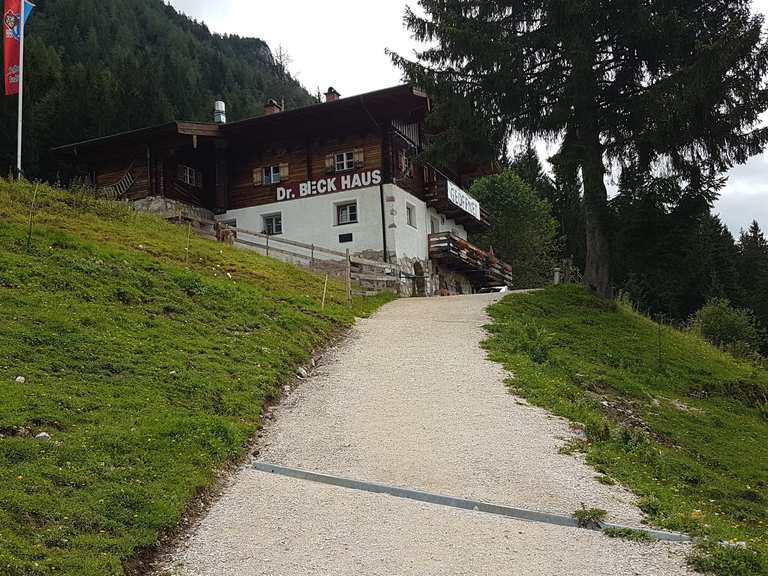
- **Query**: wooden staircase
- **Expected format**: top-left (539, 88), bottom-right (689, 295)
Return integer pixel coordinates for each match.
top-left (98, 163), bottom-right (136, 200)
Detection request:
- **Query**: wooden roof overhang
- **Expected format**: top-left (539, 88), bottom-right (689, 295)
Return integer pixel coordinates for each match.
top-left (52, 85), bottom-right (430, 163)
top-left (51, 122), bottom-right (221, 161)
top-left (222, 85), bottom-right (430, 146)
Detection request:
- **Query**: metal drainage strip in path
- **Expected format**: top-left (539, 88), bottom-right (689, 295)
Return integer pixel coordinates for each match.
top-left (252, 462), bottom-right (690, 543)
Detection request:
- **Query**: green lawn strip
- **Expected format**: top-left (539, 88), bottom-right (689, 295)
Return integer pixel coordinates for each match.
top-left (483, 286), bottom-right (768, 576)
top-left (0, 181), bottom-right (393, 575)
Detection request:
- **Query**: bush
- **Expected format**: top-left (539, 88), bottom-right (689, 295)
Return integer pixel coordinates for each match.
top-left (468, 171), bottom-right (559, 288)
top-left (689, 299), bottom-right (765, 358)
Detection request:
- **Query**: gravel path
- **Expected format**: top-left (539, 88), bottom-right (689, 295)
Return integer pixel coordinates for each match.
top-left (164, 294), bottom-right (694, 575)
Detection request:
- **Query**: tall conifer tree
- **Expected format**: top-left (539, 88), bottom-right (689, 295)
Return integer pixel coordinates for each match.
top-left (738, 221), bottom-right (768, 343)
top-left (391, 0), bottom-right (768, 295)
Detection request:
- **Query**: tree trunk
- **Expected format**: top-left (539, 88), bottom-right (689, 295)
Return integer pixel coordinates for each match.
top-left (581, 138), bottom-right (612, 297)
top-left (566, 23), bottom-right (612, 298)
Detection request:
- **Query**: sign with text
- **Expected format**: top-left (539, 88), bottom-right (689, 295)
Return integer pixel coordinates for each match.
top-left (447, 180), bottom-right (481, 220)
top-left (276, 169), bottom-right (382, 202)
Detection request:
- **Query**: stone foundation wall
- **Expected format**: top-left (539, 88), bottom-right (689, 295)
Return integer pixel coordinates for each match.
top-left (133, 196), bottom-right (215, 223)
top-left (395, 258), bottom-right (473, 297)
top-left (433, 265), bottom-right (474, 296)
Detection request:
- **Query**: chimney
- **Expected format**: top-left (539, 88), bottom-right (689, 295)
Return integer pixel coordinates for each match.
top-left (325, 87), bottom-right (340, 103)
top-left (214, 101), bottom-right (227, 124)
top-left (264, 99), bottom-right (283, 115)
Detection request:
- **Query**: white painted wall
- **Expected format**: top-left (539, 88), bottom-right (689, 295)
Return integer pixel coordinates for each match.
top-left (222, 186), bottom-right (385, 258)
top-left (389, 185), bottom-right (429, 261)
top-left (220, 182), bottom-right (473, 267)
top-left (387, 184), bottom-right (469, 261)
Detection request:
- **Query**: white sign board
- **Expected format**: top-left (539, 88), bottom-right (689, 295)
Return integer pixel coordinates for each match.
top-left (447, 180), bottom-right (481, 221)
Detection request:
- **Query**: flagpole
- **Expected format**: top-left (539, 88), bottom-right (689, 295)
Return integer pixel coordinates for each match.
top-left (16, 1), bottom-right (25, 178)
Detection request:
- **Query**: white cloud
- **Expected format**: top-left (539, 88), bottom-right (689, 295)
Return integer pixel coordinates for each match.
top-left (167, 0), bottom-right (768, 232)
top-left (716, 155), bottom-right (768, 234)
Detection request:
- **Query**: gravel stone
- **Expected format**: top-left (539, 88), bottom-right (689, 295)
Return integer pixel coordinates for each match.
top-left (164, 294), bottom-right (693, 575)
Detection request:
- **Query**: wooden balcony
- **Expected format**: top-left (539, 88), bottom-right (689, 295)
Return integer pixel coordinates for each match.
top-left (423, 174), bottom-right (491, 233)
top-left (429, 232), bottom-right (514, 287)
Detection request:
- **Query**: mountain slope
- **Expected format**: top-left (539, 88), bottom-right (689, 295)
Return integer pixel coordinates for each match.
top-left (0, 180), bottom-right (389, 576)
top-left (0, 0), bottom-right (314, 179)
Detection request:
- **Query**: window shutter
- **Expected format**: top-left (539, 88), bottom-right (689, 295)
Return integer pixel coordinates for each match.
top-left (252, 167), bottom-right (263, 186)
top-left (353, 148), bottom-right (364, 168)
top-left (279, 163), bottom-right (289, 181)
top-left (195, 170), bottom-right (203, 188)
top-left (325, 154), bottom-right (335, 175)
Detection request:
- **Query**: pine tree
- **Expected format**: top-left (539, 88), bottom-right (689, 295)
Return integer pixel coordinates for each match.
top-left (549, 150), bottom-right (585, 270)
top-left (419, 94), bottom-right (507, 181)
top-left (610, 166), bottom-right (741, 320)
top-left (390, 1), bottom-right (768, 296)
top-left (509, 145), bottom-right (554, 199)
top-left (738, 221), bottom-right (768, 347)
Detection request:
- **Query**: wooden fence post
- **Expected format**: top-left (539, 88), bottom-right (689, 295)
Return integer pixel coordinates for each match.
top-left (266, 234), bottom-right (270, 257)
top-left (26, 183), bottom-right (39, 251)
top-left (185, 222), bottom-right (192, 265)
top-left (321, 274), bottom-right (328, 310)
top-left (346, 249), bottom-right (352, 309)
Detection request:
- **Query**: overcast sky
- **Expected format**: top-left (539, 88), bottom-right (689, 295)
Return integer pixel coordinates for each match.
top-left (168, 0), bottom-right (768, 236)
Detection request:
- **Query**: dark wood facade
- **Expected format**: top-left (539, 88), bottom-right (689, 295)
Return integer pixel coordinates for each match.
top-left (53, 85), bottom-right (490, 232)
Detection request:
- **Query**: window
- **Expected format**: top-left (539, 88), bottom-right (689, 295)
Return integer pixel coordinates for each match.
top-left (335, 151), bottom-right (355, 172)
top-left (336, 201), bottom-right (358, 225)
top-left (339, 233), bottom-right (354, 243)
top-left (254, 164), bottom-right (289, 186)
top-left (326, 149), bottom-right (364, 174)
top-left (263, 213), bottom-right (282, 236)
top-left (406, 203), bottom-right (417, 228)
top-left (177, 164), bottom-right (202, 188)
top-left (264, 165), bottom-right (281, 185)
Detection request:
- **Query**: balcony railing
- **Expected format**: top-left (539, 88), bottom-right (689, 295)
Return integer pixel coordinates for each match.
top-left (422, 172), bottom-right (491, 233)
top-left (429, 232), bottom-right (514, 287)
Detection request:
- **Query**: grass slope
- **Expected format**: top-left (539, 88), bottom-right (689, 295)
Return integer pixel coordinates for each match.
top-left (484, 286), bottom-right (768, 576)
top-left (0, 180), bottom-right (393, 575)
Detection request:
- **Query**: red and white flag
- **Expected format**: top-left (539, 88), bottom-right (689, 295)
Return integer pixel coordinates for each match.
top-left (4, 0), bottom-right (33, 96)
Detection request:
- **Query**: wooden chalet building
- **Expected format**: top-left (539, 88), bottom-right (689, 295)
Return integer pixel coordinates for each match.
top-left (53, 85), bottom-right (513, 295)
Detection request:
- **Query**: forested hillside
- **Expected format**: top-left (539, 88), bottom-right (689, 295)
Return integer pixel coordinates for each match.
top-left (0, 0), bottom-right (314, 180)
